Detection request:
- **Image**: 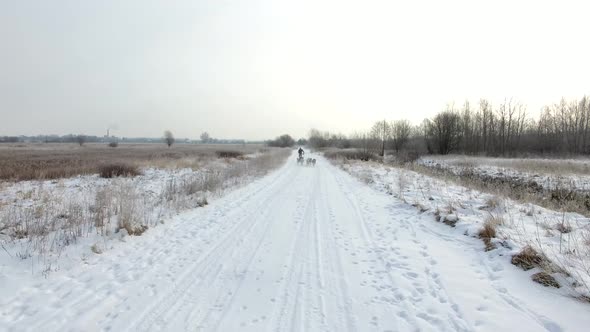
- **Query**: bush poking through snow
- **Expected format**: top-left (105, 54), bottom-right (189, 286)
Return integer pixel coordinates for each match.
top-left (412, 203), bottom-right (429, 213)
top-left (443, 214), bottom-right (458, 227)
top-left (196, 196), bottom-right (208, 207)
top-left (216, 150), bottom-right (244, 159)
top-left (479, 218), bottom-right (499, 251)
top-left (120, 224), bottom-right (148, 236)
top-left (99, 163), bottom-right (141, 178)
top-left (556, 221), bottom-right (572, 234)
top-left (532, 272), bottom-right (560, 288)
top-left (324, 150), bottom-right (381, 162)
top-left (511, 246), bottom-right (546, 271)
top-left (91, 243), bottom-right (103, 254)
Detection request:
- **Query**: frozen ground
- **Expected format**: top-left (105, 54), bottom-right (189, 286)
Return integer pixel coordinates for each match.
top-left (338, 159), bottom-right (590, 297)
top-left (1, 152), bottom-right (589, 331)
top-left (0, 151), bottom-right (286, 274)
top-left (418, 155), bottom-right (590, 193)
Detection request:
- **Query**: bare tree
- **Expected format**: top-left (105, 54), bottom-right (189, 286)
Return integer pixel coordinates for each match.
top-left (391, 120), bottom-right (411, 152)
top-left (200, 132), bottom-right (210, 143)
top-left (371, 120), bottom-right (391, 156)
top-left (76, 135), bottom-right (86, 146)
top-left (164, 130), bottom-right (175, 148)
top-left (426, 108), bottom-right (462, 155)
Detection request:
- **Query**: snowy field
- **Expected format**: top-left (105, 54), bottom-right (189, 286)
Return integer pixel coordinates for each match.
top-left (418, 155), bottom-right (590, 193)
top-left (335, 159), bottom-right (590, 298)
top-left (0, 146), bottom-right (289, 275)
top-left (1, 151), bottom-right (589, 331)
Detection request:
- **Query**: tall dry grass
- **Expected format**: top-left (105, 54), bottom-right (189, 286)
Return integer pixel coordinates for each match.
top-left (0, 147), bottom-right (290, 272)
top-left (0, 143), bottom-right (264, 181)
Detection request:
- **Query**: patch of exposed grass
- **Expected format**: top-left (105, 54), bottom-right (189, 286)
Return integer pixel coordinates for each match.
top-left (479, 216), bottom-right (502, 251)
top-left (511, 246), bottom-right (546, 271)
top-left (531, 272), bottom-right (560, 288)
top-left (99, 163), bottom-right (141, 178)
top-left (215, 150), bottom-right (244, 159)
top-left (0, 143), bottom-right (264, 181)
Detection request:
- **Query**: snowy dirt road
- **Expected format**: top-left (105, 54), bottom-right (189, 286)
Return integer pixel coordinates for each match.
top-left (2, 153), bottom-right (589, 332)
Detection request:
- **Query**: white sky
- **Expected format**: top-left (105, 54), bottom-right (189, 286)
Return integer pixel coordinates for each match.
top-left (1, 0), bottom-right (589, 139)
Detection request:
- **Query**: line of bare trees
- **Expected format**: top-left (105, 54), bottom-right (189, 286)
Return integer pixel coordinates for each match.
top-left (308, 96), bottom-right (590, 156)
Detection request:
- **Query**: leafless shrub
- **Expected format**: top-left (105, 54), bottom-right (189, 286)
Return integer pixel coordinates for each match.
top-left (395, 150), bottom-right (421, 164)
top-left (108, 142), bottom-right (118, 148)
top-left (324, 150), bottom-right (381, 162)
top-left (216, 150), bottom-right (244, 159)
top-left (99, 163), bottom-right (141, 178)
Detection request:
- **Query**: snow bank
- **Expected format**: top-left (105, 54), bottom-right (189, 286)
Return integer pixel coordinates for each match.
top-left (334, 159), bottom-right (590, 299)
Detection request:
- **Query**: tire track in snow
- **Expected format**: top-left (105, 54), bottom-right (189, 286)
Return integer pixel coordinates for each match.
top-left (329, 162), bottom-right (472, 331)
top-left (271, 167), bottom-right (320, 332)
top-left (128, 166), bottom-right (299, 331)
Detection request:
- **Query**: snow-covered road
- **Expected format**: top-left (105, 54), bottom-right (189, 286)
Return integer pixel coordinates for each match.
top-left (2, 153), bottom-right (589, 331)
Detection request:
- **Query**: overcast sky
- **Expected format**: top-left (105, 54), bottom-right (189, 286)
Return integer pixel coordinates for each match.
top-left (1, 0), bottom-right (589, 140)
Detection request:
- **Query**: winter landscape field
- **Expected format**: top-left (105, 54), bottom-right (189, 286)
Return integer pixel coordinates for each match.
top-left (1, 144), bottom-right (590, 331)
top-left (3, 0), bottom-right (590, 331)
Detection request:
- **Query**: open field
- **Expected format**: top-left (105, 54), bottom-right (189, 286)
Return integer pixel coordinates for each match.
top-left (2, 153), bottom-right (590, 331)
top-left (0, 144), bottom-right (290, 273)
top-left (412, 155), bottom-right (590, 217)
top-left (0, 143), bottom-right (266, 181)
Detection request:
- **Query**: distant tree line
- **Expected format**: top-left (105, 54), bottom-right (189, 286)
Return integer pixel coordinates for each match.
top-left (267, 134), bottom-right (295, 148)
top-left (308, 96), bottom-right (590, 156)
top-left (0, 133), bottom-right (248, 145)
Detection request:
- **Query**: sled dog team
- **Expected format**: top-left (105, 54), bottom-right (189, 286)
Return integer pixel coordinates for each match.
top-left (297, 147), bottom-right (316, 167)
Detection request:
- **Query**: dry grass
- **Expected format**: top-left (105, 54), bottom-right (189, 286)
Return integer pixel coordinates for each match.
top-left (323, 149), bottom-right (382, 162)
top-left (215, 150), bottom-right (244, 159)
top-left (531, 272), bottom-right (560, 288)
top-left (479, 216), bottom-right (502, 251)
top-left (0, 146), bottom-right (290, 270)
top-left (407, 163), bottom-right (590, 217)
top-left (99, 163), bottom-right (141, 178)
top-left (429, 155), bottom-right (590, 176)
top-left (511, 246), bottom-right (547, 271)
top-left (0, 143), bottom-right (264, 181)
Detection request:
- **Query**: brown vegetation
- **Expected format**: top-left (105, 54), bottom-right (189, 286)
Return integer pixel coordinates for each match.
top-left (531, 272), bottom-right (560, 288)
top-left (99, 163), bottom-right (141, 178)
top-left (511, 246), bottom-right (546, 271)
top-left (0, 143), bottom-right (263, 181)
top-left (408, 163), bottom-right (590, 217)
top-left (216, 150), bottom-right (244, 159)
top-left (323, 149), bottom-right (382, 162)
top-left (479, 217), bottom-right (502, 251)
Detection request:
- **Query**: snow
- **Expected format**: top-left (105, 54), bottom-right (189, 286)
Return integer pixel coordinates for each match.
top-left (419, 155), bottom-right (590, 193)
top-left (1, 152), bottom-right (589, 331)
